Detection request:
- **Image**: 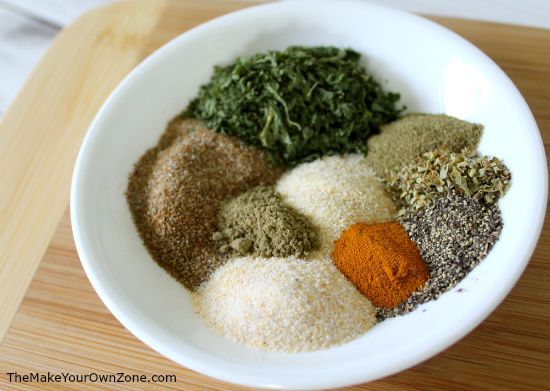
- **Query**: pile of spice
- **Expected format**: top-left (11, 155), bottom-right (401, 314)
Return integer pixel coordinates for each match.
top-left (276, 154), bottom-right (396, 257)
top-left (193, 256), bottom-right (376, 352)
top-left (125, 44), bottom-right (514, 354)
top-left (384, 148), bottom-right (512, 215)
top-left (126, 118), bottom-right (282, 290)
top-left (213, 185), bottom-right (318, 257)
top-left (377, 191), bottom-right (503, 319)
top-left (186, 46), bottom-right (403, 166)
top-left (366, 114), bottom-right (483, 175)
top-left (332, 222), bottom-right (428, 308)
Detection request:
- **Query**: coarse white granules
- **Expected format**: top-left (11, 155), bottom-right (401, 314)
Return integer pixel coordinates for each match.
top-left (276, 154), bottom-right (396, 257)
top-left (193, 256), bottom-right (376, 353)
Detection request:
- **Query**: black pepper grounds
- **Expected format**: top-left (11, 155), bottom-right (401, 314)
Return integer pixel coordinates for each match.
top-left (377, 191), bottom-right (503, 320)
top-left (126, 118), bottom-right (282, 291)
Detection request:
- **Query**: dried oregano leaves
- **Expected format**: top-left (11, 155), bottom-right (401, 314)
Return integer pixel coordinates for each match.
top-left (384, 149), bottom-right (511, 214)
top-left (186, 46), bottom-right (403, 166)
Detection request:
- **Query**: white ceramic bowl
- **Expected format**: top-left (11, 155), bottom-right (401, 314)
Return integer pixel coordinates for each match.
top-left (71, 1), bottom-right (547, 389)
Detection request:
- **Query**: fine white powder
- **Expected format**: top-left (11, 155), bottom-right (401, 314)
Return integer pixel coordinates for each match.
top-left (276, 154), bottom-right (396, 257)
top-left (193, 256), bottom-right (376, 352)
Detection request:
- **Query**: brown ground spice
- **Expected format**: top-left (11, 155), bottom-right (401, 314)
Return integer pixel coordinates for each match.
top-left (332, 221), bottom-right (429, 308)
top-left (126, 118), bottom-right (282, 290)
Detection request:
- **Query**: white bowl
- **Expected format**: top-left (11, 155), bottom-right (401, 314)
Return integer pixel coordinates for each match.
top-left (71, 1), bottom-right (547, 389)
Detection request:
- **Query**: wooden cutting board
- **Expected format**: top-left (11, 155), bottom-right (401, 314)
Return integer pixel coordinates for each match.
top-left (0, 0), bottom-right (549, 389)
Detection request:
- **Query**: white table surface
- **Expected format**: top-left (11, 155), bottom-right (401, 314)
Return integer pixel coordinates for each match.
top-left (1, 0), bottom-right (549, 116)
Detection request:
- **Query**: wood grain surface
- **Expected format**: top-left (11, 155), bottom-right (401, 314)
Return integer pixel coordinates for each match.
top-left (0, 0), bottom-right (549, 390)
top-left (0, 0), bottom-right (166, 342)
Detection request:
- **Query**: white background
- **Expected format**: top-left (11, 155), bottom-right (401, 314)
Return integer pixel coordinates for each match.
top-left (0, 0), bottom-right (549, 116)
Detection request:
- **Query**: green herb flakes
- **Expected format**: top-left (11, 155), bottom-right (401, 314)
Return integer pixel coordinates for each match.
top-left (186, 46), bottom-right (403, 166)
top-left (384, 149), bottom-right (512, 214)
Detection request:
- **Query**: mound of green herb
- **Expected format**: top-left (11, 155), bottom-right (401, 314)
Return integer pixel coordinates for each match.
top-left (186, 46), bottom-right (403, 166)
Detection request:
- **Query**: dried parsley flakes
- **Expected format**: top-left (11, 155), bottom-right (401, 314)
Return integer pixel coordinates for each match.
top-left (186, 46), bottom-right (403, 166)
top-left (384, 149), bottom-right (512, 214)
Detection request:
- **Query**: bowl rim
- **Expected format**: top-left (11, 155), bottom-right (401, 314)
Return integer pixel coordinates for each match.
top-left (70, 0), bottom-right (548, 389)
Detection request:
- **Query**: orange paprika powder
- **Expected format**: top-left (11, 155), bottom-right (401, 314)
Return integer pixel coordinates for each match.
top-left (332, 221), bottom-right (428, 308)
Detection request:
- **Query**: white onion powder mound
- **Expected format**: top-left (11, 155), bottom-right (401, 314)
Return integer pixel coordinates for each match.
top-left (276, 154), bottom-right (396, 257)
top-left (193, 256), bottom-right (376, 352)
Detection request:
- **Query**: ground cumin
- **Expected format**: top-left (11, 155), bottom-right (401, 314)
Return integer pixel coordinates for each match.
top-left (331, 221), bottom-right (428, 308)
top-left (126, 118), bottom-right (282, 291)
